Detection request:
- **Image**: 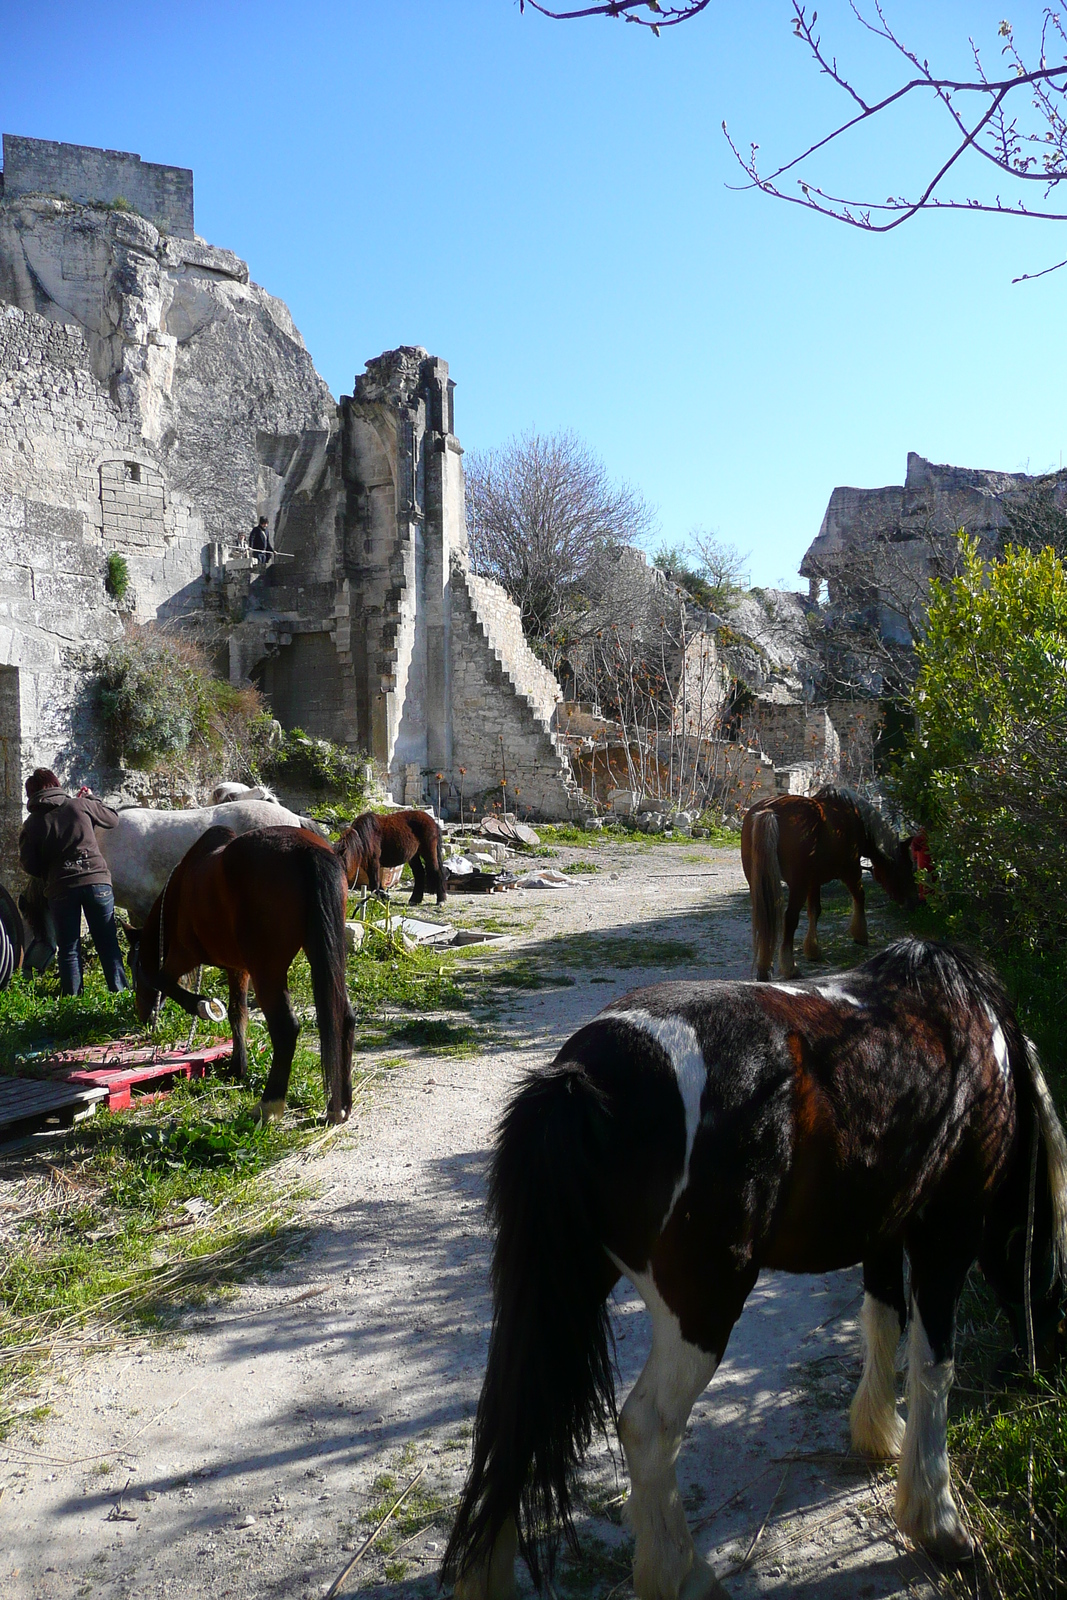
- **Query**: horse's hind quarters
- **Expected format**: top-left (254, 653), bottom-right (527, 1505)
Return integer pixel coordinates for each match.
top-left (254, 1098), bottom-right (286, 1125)
top-left (452, 1518), bottom-right (518, 1600)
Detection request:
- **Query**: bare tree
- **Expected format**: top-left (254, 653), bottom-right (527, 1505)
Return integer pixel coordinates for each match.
top-left (519, 0), bottom-right (711, 30)
top-left (465, 429), bottom-right (656, 650)
top-left (524, 2), bottom-right (1067, 273)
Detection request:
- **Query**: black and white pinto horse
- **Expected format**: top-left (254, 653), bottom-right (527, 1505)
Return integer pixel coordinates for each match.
top-left (443, 940), bottom-right (1067, 1600)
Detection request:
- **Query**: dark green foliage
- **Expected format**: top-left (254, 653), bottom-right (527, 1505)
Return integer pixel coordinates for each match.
top-left (94, 627), bottom-right (263, 773)
top-left (256, 725), bottom-right (368, 802)
top-left (104, 552), bottom-right (129, 601)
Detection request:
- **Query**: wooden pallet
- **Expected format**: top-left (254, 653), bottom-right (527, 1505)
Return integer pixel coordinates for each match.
top-left (55, 1042), bottom-right (234, 1112)
top-left (0, 1075), bottom-right (108, 1143)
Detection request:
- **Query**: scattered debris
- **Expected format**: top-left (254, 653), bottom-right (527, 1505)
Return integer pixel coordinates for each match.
top-left (479, 816), bottom-right (540, 848)
top-left (344, 920), bottom-right (365, 954)
top-left (371, 917), bottom-right (456, 949)
top-left (513, 869), bottom-right (575, 889)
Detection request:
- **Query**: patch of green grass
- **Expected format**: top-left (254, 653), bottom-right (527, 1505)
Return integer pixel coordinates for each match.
top-left (487, 960), bottom-right (576, 991)
top-left (561, 860), bottom-right (599, 875)
top-left (358, 1452), bottom-right (455, 1573)
top-left (0, 931), bottom-right (473, 1426)
top-left (382, 1018), bottom-right (481, 1056)
top-left (537, 823), bottom-right (610, 847)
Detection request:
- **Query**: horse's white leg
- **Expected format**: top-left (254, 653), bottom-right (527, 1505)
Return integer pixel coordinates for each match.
top-left (850, 1292), bottom-right (905, 1459)
top-left (620, 1274), bottom-right (727, 1600)
top-left (895, 1305), bottom-right (972, 1562)
top-left (453, 1516), bottom-right (518, 1600)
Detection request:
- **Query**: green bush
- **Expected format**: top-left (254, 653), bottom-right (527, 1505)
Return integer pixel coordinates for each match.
top-left (896, 536), bottom-right (1067, 954)
top-left (95, 628), bottom-right (262, 773)
top-left (256, 725), bottom-right (368, 803)
top-left (104, 552), bottom-right (129, 601)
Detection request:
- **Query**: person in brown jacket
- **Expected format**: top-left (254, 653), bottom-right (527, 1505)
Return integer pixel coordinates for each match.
top-left (18, 768), bottom-right (127, 996)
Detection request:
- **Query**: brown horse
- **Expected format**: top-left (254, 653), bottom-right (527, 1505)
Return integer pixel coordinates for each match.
top-left (129, 824), bottom-right (355, 1124)
top-left (741, 786), bottom-right (917, 981)
top-left (335, 808), bottom-right (447, 905)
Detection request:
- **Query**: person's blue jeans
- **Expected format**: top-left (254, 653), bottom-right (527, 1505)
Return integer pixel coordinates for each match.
top-left (50, 883), bottom-right (128, 996)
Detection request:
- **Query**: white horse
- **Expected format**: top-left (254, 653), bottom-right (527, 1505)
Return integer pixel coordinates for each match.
top-left (210, 782), bottom-right (280, 805)
top-left (101, 799), bottom-right (320, 927)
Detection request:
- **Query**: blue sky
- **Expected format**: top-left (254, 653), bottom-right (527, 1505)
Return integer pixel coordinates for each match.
top-left (4, 1), bottom-right (1066, 585)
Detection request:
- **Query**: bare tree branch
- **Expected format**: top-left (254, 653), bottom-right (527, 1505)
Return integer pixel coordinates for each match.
top-left (465, 430), bottom-right (656, 652)
top-left (724, 6), bottom-right (1067, 240)
top-left (528, 0), bottom-right (1067, 261)
top-left (520, 0), bottom-right (712, 32)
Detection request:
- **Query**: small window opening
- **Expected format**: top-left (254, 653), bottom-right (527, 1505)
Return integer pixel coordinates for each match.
top-left (125, 462), bottom-right (141, 484)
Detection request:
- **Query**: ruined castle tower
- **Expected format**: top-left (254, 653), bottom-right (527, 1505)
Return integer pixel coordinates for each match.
top-left (0, 133), bottom-right (576, 872)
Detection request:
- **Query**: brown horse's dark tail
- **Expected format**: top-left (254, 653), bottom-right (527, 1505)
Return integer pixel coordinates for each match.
top-left (749, 810), bottom-right (782, 981)
top-left (431, 817), bottom-right (448, 902)
top-left (301, 848), bottom-right (355, 1123)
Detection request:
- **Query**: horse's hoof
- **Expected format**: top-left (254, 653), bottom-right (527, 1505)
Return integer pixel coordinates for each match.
top-left (254, 1098), bottom-right (285, 1125)
top-left (921, 1522), bottom-right (974, 1566)
top-left (678, 1556), bottom-right (732, 1600)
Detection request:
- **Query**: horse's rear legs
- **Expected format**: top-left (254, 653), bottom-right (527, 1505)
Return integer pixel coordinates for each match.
top-left (845, 869), bottom-right (868, 945)
top-left (255, 987), bottom-right (300, 1123)
top-left (408, 855), bottom-right (426, 906)
top-left (895, 1239), bottom-right (975, 1563)
top-left (851, 1246), bottom-right (906, 1460)
top-left (802, 885), bottom-right (822, 961)
top-left (227, 970), bottom-right (250, 1080)
top-left (619, 1273), bottom-right (731, 1600)
top-left (779, 885), bottom-right (805, 978)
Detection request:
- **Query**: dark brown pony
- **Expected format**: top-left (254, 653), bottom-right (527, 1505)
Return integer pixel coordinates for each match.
top-left (443, 941), bottom-right (1067, 1598)
top-left (129, 824), bottom-right (354, 1124)
top-left (336, 808), bottom-right (447, 905)
top-left (741, 786), bottom-right (917, 981)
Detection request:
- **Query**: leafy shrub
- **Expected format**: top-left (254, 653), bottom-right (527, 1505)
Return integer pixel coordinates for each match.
top-left (104, 552), bottom-right (129, 601)
top-left (95, 627), bottom-right (262, 774)
top-left (256, 725), bottom-right (368, 803)
top-left (896, 536), bottom-right (1067, 953)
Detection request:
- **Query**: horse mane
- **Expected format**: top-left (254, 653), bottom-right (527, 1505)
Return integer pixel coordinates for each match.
top-left (863, 936), bottom-right (1008, 1014)
top-left (817, 785), bottom-right (903, 863)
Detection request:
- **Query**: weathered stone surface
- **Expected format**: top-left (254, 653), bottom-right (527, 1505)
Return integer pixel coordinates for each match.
top-left (2, 133), bottom-right (194, 239)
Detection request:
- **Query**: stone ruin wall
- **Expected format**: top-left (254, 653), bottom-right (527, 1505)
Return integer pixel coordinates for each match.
top-left (1, 133), bottom-right (194, 239)
top-left (0, 297), bottom-right (209, 877)
top-left (450, 563), bottom-right (575, 820)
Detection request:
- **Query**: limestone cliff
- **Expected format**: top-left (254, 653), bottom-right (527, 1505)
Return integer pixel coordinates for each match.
top-left (0, 194), bottom-right (337, 544)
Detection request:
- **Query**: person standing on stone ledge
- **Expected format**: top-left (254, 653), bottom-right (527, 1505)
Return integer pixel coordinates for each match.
top-left (18, 769), bottom-right (127, 996)
top-left (249, 515), bottom-right (274, 566)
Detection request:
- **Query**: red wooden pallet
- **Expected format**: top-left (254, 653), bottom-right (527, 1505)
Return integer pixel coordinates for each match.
top-left (43, 1041), bottom-right (234, 1112)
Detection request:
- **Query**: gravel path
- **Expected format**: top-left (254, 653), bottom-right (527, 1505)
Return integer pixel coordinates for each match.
top-left (0, 840), bottom-right (938, 1600)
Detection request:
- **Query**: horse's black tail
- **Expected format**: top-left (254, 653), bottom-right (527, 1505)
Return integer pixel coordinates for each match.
top-left (432, 817), bottom-right (448, 901)
top-left (748, 810), bottom-right (782, 981)
top-left (301, 846), bottom-right (354, 1124)
top-left (442, 1064), bottom-right (618, 1592)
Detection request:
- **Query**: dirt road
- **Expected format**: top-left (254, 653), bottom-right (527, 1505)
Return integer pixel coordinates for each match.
top-left (0, 838), bottom-right (937, 1600)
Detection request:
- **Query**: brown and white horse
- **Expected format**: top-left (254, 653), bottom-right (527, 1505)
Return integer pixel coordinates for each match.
top-left (129, 824), bottom-right (355, 1124)
top-left (335, 809), bottom-right (447, 905)
top-left (741, 787), bottom-right (917, 981)
top-left (443, 940), bottom-right (1067, 1600)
